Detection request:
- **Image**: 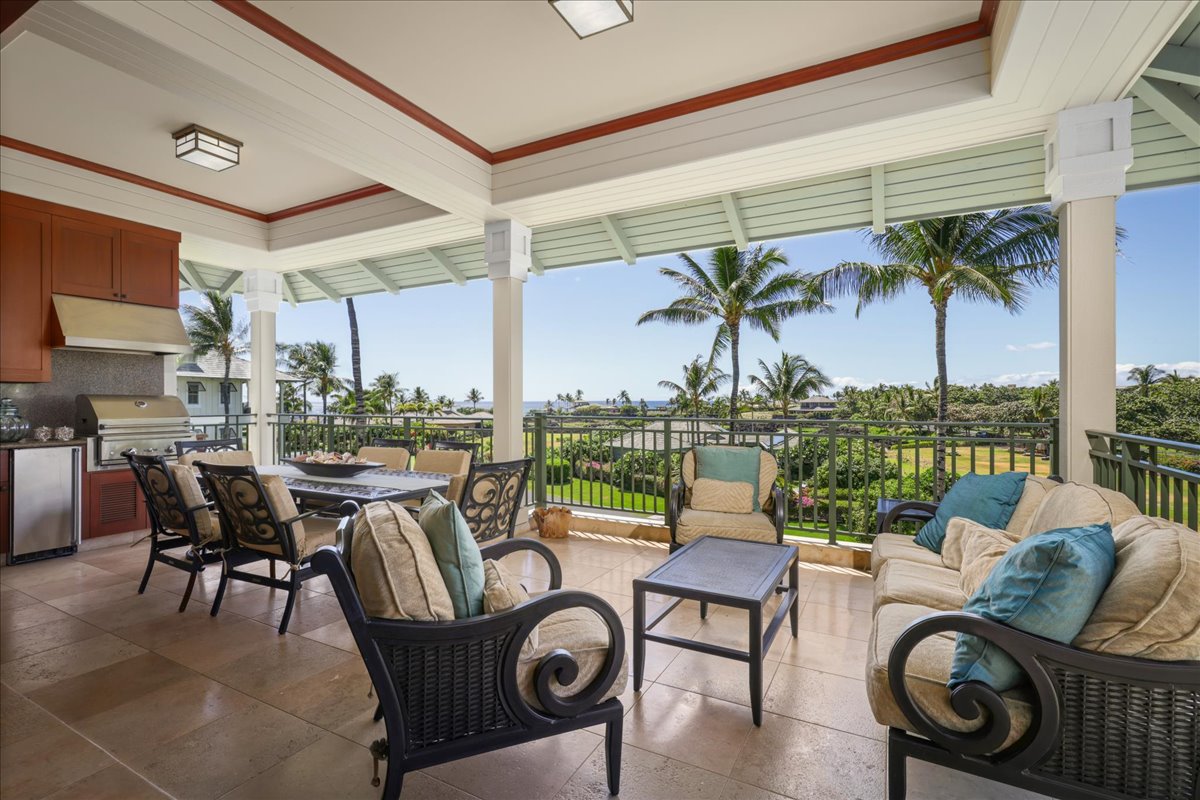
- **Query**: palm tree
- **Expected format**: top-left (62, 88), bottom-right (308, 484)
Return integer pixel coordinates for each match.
top-left (302, 341), bottom-right (345, 415)
top-left (805, 207), bottom-right (1059, 494)
top-left (1029, 386), bottom-right (1055, 423)
top-left (1127, 364), bottom-right (1165, 397)
top-left (638, 245), bottom-right (826, 418)
top-left (616, 389), bottom-right (632, 406)
top-left (465, 388), bottom-right (484, 411)
top-left (369, 372), bottom-right (400, 413)
top-left (183, 290), bottom-right (248, 417)
top-left (411, 386), bottom-right (430, 409)
top-left (749, 352), bottom-right (832, 418)
top-left (658, 356), bottom-right (729, 417)
top-left (575, 389), bottom-right (584, 402)
top-left (345, 297), bottom-right (365, 414)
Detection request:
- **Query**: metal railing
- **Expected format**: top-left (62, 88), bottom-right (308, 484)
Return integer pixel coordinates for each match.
top-left (268, 413), bottom-right (494, 462)
top-left (1087, 431), bottom-right (1199, 531)
top-left (190, 415), bottom-right (254, 450)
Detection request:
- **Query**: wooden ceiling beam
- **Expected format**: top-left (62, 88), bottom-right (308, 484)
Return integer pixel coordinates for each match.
top-left (719, 194), bottom-right (749, 250)
top-left (1143, 45), bottom-right (1200, 88)
top-left (1135, 77), bottom-right (1200, 146)
top-left (356, 258), bottom-right (400, 294)
top-left (178, 259), bottom-right (208, 292)
top-left (600, 215), bottom-right (636, 265)
top-left (870, 166), bottom-right (887, 234)
top-left (215, 270), bottom-right (242, 298)
top-left (426, 248), bottom-right (467, 285)
top-left (298, 269), bottom-right (343, 303)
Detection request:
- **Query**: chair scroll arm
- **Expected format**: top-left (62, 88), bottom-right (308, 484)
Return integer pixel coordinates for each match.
top-left (668, 481), bottom-right (685, 543)
top-left (880, 500), bottom-right (939, 533)
top-left (771, 484), bottom-right (786, 543)
top-left (479, 538), bottom-right (563, 590)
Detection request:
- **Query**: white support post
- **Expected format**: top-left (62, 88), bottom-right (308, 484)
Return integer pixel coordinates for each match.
top-left (484, 220), bottom-right (530, 464)
top-left (244, 270), bottom-right (283, 463)
top-left (1044, 99), bottom-right (1133, 481)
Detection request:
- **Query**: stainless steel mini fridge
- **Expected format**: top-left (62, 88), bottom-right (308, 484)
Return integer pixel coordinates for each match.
top-left (9, 446), bottom-right (82, 564)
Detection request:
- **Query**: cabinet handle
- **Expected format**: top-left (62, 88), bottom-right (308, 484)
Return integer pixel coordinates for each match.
top-left (120, 293), bottom-right (127, 299)
top-left (112, 292), bottom-right (119, 298)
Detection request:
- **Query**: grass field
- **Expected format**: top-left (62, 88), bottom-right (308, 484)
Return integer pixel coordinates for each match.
top-left (891, 443), bottom-right (1053, 477)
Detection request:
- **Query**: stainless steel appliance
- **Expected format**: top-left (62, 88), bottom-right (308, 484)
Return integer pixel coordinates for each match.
top-left (9, 446), bottom-right (82, 564)
top-left (76, 394), bottom-right (194, 471)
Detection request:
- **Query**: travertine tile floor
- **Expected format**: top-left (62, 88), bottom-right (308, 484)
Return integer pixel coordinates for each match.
top-left (0, 531), bottom-right (1049, 800)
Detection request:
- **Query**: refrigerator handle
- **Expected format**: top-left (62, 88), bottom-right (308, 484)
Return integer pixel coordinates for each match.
top-left (72, 446), bottom-right (82, 546)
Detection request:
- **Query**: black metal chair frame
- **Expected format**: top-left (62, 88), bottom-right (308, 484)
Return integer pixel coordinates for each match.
top-left (310, 537), bottom-right (624, 799)
top-left (460, 457), bottom-right (533, 542)
top-left (876, 476), bottom-right (1065, 534)
top-left (371, 437), bottom-right (416, 452)
top-left (198, 462), bottom-right (357, 633)
top-left (175, 437), bottom-right (243, 457)
top-left (667, 447), bottom-right (786, 553)
top-left (125, 452), bottom-right (224, 612)
top-left (886, 610), bottom-right (1200, 800)
top-left (430, 439), bottom-right (480, 460)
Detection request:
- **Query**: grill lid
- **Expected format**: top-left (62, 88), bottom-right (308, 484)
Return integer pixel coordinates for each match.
top-left (76, 394), bottom-right (190, 434)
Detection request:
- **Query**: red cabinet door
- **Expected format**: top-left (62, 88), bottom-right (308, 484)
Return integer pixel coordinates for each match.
top-left (85, 468), bottom-right (148, 539)
top-left (120, 230), bottom-right (179, 308)
top-left (52, 215), bottom-right (122, 301)
top-left (0, 203), bottom-right (53, 382)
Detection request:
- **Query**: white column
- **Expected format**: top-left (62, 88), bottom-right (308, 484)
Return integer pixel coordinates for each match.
top-left (1044, 100), bottom-right (1133, 481)
top-left (484, 220), bottom-right (531, 463)
top-left (243, 270), bottom-right (283, 463)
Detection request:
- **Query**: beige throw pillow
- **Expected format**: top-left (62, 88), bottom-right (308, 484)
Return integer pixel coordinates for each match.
top-left (482, 559), bottom-right (537, 655)
top-left (941, 518), bottom-right (1019, 573)
top-left (958, 525), bottom-right (1019, 597)
top-left (690, 477), bottom-right (756, 514)
top-left (351, 501), bottom-right (454, 621)
top-left (1025, 482), bottom-right (1141, 538)
top-left (1007, 475), bottom-right (1058, 537)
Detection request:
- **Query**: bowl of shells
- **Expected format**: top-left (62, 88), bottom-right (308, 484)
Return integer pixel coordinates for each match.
top-left (282, 451), bottom-right (384, 478)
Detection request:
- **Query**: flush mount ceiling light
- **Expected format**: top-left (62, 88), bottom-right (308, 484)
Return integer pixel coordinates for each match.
top-left (549, 0), bottom-right (633, 39)
top-left (172, 124), bottom-right (241, 172)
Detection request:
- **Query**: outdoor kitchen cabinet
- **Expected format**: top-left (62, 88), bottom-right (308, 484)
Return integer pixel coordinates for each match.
top-left (0, 199), bottom-right (53, 383)
top-left (49, 208), bottom-right (179, 310)
top-left (83, 467), bottom-right (148, 539)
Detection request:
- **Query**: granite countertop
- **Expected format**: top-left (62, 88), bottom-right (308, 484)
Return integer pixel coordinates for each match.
top-left (0, 438), bottom-right (88, 450)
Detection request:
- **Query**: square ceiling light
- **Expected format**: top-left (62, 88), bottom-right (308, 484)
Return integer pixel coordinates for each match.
top-left (172, 124), bottom-right (241, 172)
top-left (550, 0), bottom-right (633, 39)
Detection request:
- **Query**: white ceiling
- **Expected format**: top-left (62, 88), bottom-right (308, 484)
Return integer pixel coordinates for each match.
top-left (0, 31), bottom-right (376, 214)
top-left (252, 0), bottom-right (981, 151)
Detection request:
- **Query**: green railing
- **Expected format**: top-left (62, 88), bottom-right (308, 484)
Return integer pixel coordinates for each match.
top-left (268, 413), bottom-right (494, 462)
top-left (191, 415), bottom-right (254, 450)
top-left (1087, 431), bottom-right (1199, 531)
top-left (524, 413), bottom-right (1057, 544)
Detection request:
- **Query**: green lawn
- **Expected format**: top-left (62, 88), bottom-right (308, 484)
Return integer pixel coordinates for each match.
top-left (891, 443), bottom-right (1053, 477)
top-left (543, 478), bottom-right (666, 514)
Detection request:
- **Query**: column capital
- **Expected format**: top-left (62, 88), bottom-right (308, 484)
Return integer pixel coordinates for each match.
top-left (1044, 99), bottom-right (1134, 211)
top-left (243, 269), bottom-right (283, 314)
top-left (483, 219), bottom-right (532, 282)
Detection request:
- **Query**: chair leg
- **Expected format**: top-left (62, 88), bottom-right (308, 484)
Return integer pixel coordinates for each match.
top-left (137, 545), bottom-right (156, 595)
top-left (210, 561), bottom-right (230, 617)
top-left (179, 565), bottom-right (198, 613)
top-left (269, 560), bottom-right (276, 580)
top-left (700, 601), bottom-right (708, 619)
top-left (887, 733), bottom-right (907, 800)
top-left (277, 570), bottom-right (301, 634)
top-left (381, 762), bottom-right (404, 800)
top-left (605, 715), bottom-right (622, 796)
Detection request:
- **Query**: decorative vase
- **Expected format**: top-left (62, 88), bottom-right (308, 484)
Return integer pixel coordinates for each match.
top-left (531, 506), bottom-right (572, 538)
top-left (0, 398), bottom-right (31, 443)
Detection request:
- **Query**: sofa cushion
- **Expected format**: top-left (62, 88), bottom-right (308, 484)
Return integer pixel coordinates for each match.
top-left (874, 560), bottom-right (966, 613)
top-left (1073, 516), bottom-right (1200, 660)
top-left (351, 501), bottom-right (454, 621)
top-left (516, 604), bottom-right (628, 713)
top-left (914, 472), bottom-right (1027, 554)
top-left (420, 491), bottom-right (485, 619)
top-left (695, 446), bottom-right (762, 511)
top-left (870, 533), bottom-right (944, 579)
top-left (1006, 475), bottom-right (1059, 537)
top-left (690, 477), bottom-right (756, 514)
top-left (1024, 482), bottom-right (1140, 537)
top-left (941, 519), bottom-right (1020, 573)
top-left (675, 507), bottom-right (776, 545)
top-left (683, 448), bottom-right (778, 510)
top-left (951, 524), bottom-right (1115, 691)
top-left (958, 525), bottom-right (1020, 597)
top-left (867, 602), bottom-right (1033, 751)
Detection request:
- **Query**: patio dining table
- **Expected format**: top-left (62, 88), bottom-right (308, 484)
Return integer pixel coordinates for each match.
top-left (255, 464), bottom-right (452, 506)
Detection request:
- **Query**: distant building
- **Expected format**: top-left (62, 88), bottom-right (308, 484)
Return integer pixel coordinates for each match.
top-left (176, 354), bottom-right (298, 418)
top-left (795, 396), bottom-right (838, 413)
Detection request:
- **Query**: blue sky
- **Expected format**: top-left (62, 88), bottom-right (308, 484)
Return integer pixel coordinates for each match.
top-left (186, 183), bottom-right (1199, 403)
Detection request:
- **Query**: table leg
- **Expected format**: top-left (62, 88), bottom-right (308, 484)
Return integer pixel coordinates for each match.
top-left (633, 586), bottom-right (646, 692)
top-left (749, 606), bottom-right (763, 726)
top-left (789, 558), bottom-right (799, 638)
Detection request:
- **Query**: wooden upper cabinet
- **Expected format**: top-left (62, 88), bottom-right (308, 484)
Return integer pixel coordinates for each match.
top-left (51, 215), bottom-right (122, 301)
top-left (121, 230), bottom-right (179, 308)
top-left (0, 202), bottom-right (53, 382)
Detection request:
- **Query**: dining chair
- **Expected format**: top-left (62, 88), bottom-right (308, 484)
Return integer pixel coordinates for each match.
top-left (126, 452), bottom-right (225, 612)
top-left (410, 448), bottom-right (472, 505)
top-left (198, 462), bottom-right (357, 633)
top-left (460, 457), bottom-right (534, 542)
top-left (176, 437), bottom-right (255, 467)
top-left (430, 439), bottom-right (480, 462)
top-left (357, 445), bottom-right (411, 471)
top-left (372, 437), bottom-right (416, 452)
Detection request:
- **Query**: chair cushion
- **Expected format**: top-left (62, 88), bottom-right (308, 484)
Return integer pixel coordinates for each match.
top-left (914, 472), bottom-right (1027, 554)
top-left (694, 446), bottom-right (762, 510)
top-left (516, 604), bottom-right (628, 713)
top-left (299, 517), bottom-right (340, 559)
top-left (420, 491), bottom-right (485, 618)
top-left (228, 474), bottom-right (302, 559)
top-left (351, 501), bottom-right (454, 621)
top-left (357, 446), bottom-right (410, 471)
top-left (413, 450), bottom-right (471, 504)
top-left (951, 523), bottom-right (1115, 691)
top-left (166, 464), bottom-right (219, 546)
top-left (870, 532), bottom-right (944, 579)
top-left (690, 477), bottom-right (755, 514)
top-left (874, 560), bottom-right (966, 613)
top-left (482, 559), bottom-right (537, 655)
top-left (683, 448), bottom-right (777, 510)
top-left (867, 602), bottom-right (1033, 751)
top-left (1024, 482), bottom-right (1141, 537)
top-left (179, 449), bottom-right (255, 467)
top-left (675, 507), bottom-right (776, 545)
top-left (1074, 516), bottom-right (1200, 660)
top-left (1006, 476), bottom-right (1059, 537)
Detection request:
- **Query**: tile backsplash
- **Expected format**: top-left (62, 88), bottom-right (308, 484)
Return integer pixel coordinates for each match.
top-left (0, 350), bottom-right (167, 428)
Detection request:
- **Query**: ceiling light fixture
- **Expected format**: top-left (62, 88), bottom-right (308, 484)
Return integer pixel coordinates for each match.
top-left (549, 0), bottom-right (633, 39)
top-left (172, 124), bottom-right (241, 172)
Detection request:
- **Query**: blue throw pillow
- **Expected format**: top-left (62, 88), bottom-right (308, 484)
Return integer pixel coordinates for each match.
top-left (950, 523), bottom-right (1115, 692)
top-left (695, 446), bottom-right (761, 511)
top-left (914, 472), bottom-right (1027, 553)
top-left (419, 491), bottom-right (485, 618)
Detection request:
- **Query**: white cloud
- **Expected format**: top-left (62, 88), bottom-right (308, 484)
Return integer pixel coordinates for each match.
top-left (829, 376), bottom-right (872, 389)
top-left (1116, 361), bottom-right (1200, 384)
top-left (989, 370), bottom-right (1058, 387)
top-left (1006, 341), bottom-right (1056, 352)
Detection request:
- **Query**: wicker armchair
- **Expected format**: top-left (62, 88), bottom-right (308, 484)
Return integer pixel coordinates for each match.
top-left (668, 447), bottom-right (786, 553)
top-left (885, 610), bottom-right (1200, 800)
top-left (310, 538), bottom-right (624, 799)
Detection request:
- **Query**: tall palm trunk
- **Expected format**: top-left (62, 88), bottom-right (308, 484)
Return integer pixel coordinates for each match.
top-left (222, 356), bottom-right (232, 417)
top-left (347, 297), bottom-right (364, 415)
top-left (933, 300), bottom-right (949, 497)
top-left (728, 323), bottom-right (741, 420)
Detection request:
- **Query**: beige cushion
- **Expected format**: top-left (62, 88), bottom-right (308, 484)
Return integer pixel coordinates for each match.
top-left (690, 477), bottom-right (755, 514)
top-left (300, 517), bottom-right (340, 560)
top-left (357, 446), bottom-right (410, 471)
top-left (675, 506), bottom-right (776, 545)
top-left (1007, 475), bottom-right (1059, 537)
top-left (1024, 481), bottom-right (1141, 537)
top-left (958, 525), bottom-right (1018, 597)
top-left (941, 518), bottom-right (1019, 572)
top-left (179, 449), bottom-right (255, 467)
top-left (870, 532), bottom-right (943, 578)
top-left (166, 464), bottom-right (220, 546)
top-left (1073, 516), bottom-right (1200, 660)
top-left (482, 559), bottom-right (536, 655)
top-left (413, 450), bottom-right (471, 504)
top-left (867, 602), bottom-right (1033, 750)
top-left (516, 603), bottom-right (628, 713)
top-left (351, 501), bottom-right (454, 621)
top-left (681, 448), bottom-right (778, 509)
top-left (874, 560), bottom-right (966, 613)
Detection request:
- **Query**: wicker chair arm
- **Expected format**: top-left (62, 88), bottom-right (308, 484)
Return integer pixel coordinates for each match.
top-left (771, 484), bottom-right (786, 542)
top-left (879, 500), bottom-right (939, 533)
top-left (479, 538), bottom-right (563, 590)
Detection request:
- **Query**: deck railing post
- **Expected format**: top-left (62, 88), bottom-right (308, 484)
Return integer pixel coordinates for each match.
top-left (1050, 418), bottom-right (1061, 478)
top-left (533, 411), bottom-right (547, 508)
top-left (826, 423), bottom-right (838, 544)
top-left (275, 416), bottom-right (285, 463)
top-left (662, 419), bottom-right (674, 501)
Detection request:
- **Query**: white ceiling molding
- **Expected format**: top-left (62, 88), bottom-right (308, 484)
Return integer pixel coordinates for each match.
top-left (356, 259), bottom-right (400, 294)
top-left (426, 248), bottom-right (467, 285)
top-left (1134, 77), bottom-right (1200, 146)
top-left (297, 269), bottom-right (343, 303)
top-left (1143, 45), bottom-right (1200, 87)
top-left (719, 193), bottom-right (749, 250)
top-left (599, 215), bottom-right (636, 265)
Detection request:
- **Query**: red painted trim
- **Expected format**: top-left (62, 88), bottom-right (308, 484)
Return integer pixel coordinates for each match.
top-left (0, 0), bottom-right (37, 34)
top-left (979, 0), bottom-right (1000, 35)
top-left (265, 183), bottom-right (391, 221)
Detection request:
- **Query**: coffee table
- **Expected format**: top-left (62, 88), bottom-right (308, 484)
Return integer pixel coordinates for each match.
top-left (632, 535), bottom-right (800, 726)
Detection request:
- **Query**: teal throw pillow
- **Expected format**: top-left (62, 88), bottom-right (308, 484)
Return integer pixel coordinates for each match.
top-left (419, 491), bottom-right (485, 618)
top-left (695, 446), bottom-right (761, 511)
top-left (950, 523), bottom-right (1115, 692)
top-left (914, 472), bottom-right (1027, 553)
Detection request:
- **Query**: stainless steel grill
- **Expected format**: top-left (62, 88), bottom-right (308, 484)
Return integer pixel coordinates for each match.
top-left (76, 394), bottom-right (193, 471)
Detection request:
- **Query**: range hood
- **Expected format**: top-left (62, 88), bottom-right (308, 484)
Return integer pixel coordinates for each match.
top-left (52, 294), bottom-right (192, 356)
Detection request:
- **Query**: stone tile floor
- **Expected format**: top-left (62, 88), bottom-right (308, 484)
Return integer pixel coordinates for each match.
top-left (0, 531), bottom-right (1048, 800)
